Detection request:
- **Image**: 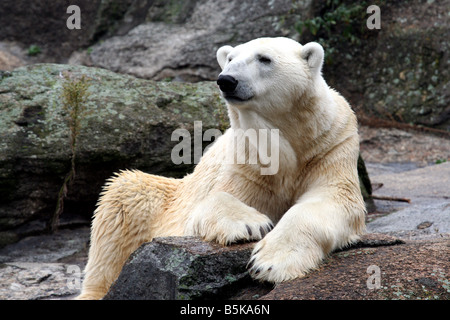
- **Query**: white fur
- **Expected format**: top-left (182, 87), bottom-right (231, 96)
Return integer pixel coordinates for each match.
top-left (76, 37), bottom-right (366, 299)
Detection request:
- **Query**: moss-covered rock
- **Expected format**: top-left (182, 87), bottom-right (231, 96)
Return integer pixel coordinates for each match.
top-left (0, 63), bottom-right (225, 245)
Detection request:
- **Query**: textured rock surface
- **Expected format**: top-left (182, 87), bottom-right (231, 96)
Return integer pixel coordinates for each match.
top-left (89, 0), bottom-right (309, 81)
top-left (1, 1), bottom-right (448, 129)
top-left (0, 63), bottom-right (226, 246)
top-left (262, 236), bottom-right (449, 300)
top-left (0, 262), bottom-right (81, 300)
top-left (300, 0), bottom-right (450, 131)
top-left (367, 162), bottom-right (450, 240)
top-left (0, 228), bottom-right (89, 300)
top-left (0, 230), bottom-right (448, 300)
top-left (103, 233), bottom-right (449, 300)
top-left (0, 0), bottom-right (133, 61)
top-left (87, 0), bottom-right (450, 129)
top-left (0, 161), bottom-right (447, 300)
top-left (104, 237), bottom-right (256, 300)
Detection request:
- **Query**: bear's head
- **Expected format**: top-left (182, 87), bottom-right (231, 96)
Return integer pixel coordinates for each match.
top-left (216, 37), bottom-right (324, 114)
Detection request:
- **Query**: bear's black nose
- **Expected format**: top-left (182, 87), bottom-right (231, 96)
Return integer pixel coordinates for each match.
top-left (217, 75), bottom-right (238, 93)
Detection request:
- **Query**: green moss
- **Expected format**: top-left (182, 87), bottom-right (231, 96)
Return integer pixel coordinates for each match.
top-left (27, 45), bottom-right (42, 56)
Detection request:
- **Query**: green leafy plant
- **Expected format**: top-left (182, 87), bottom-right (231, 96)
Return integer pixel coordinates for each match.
top-left (295, 0), bottom-right (368, 64)
top-left (27, 45), bottom-right (42, 56)
top-left (49, 73), bottom-right (91, 232)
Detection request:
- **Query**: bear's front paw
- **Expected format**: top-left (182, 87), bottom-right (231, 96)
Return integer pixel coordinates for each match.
top-left (196, 214), bottom-right (274, 246)
top-left (185, 192), bottom-right (274, 245)
top-left (247, 230), bottom-right (324, 283)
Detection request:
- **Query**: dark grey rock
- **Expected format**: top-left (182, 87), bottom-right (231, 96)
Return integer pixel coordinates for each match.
top-left (0, 0), bottom-right (133, 61)
top-left (104, 237), bottom-right (255, 300)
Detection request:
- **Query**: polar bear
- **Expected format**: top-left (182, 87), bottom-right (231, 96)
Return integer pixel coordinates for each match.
top-left (77, 37), bottom-right (366, 300)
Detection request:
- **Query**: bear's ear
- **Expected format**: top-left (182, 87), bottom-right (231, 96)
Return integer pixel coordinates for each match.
top-left (217, 45), bottom-right (233, 70)
top-left (300, 42), bottom-right (324, 74)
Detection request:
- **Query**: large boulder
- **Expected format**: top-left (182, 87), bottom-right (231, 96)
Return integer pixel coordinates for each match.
top-left (88, 0), bottom-right (310, 81)
top-left (104, 237), bottom-right (256, 300)
top-left (0, 63), bottom-right (226, 246)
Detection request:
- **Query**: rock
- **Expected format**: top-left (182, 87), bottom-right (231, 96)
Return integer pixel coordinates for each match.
top-left (0, 227), bottom-right (89, 300)
top-left (0, 262), bottom-right (82, 300)
top-left (0, 63), bottom-right (226, 246)
top-left (359, 126), bottom-right (450, 166)
top-left (261, 236), bottom-right (450, 300)
top-left (89, 0), bottom-right (309, 81)
top-left (303, 0), bottom-right (450, 131)
top-left (1, 1), bottom-right (448, 130)
top-left (0, 227), bottom-right (90, 264)
top-left (0, 48), bottom-right (25, 71)
top-left (369, 162), bottom-right (450, 200)
top-left (0, 0), bottom-right (133, 62)
top-left (0, 229), bottom-right (447, 300)
top-left (367, 162), bottom-right (450, 240)
top-left (104, 237), bottom-right (256, 300)
top-left (103, 233), bottom-right (450, 300)
top-left (361, 2), bottom-right (450, 131)
top-left (87, 0), bottom-right (449, 129)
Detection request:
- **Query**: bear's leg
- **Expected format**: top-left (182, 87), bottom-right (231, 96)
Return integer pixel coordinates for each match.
top-left (247, 189), bottom-right (365, 283)
top-left (76, 170), bottom-right (178, 300)
top-left (185, 191), bottom-right (274, 245)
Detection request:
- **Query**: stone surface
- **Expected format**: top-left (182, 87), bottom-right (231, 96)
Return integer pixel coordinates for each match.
top-left (1, 1), bottom-right (448, 130)
top-left (87, 0), bottom-right (450, 129)
top-left (102, 233), bottom-right (450, 300)
top-left (104, 237), bottom-right (256, 300)
top-left (89, 0), bottom-right (309, 82)
top-left (0, 262), bottom-right (81, 300)
top-left (0, 227), bottom-right (90, 264)
top-left (300, 0), bottom-right (450, 131)
top-left (0, 228), bottom-right (89, 300)
top-left (0, 230), bottom-right (448, 300)
top-left (367, 162), bottom-right (450, 240)
top-left (0, 0), bottom-right (132, 61)
top-left (0, 63), bottom-right (226, 246)
top-left (261, 236), bottom-right (450, 300)
top-left (359, 126), bottom-right (450, 166)
top-left (103, 233), bottom-right (419, 300)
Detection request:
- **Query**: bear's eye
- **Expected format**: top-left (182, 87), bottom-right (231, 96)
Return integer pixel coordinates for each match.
top-left (257, 55), bottom-right (272, 64)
